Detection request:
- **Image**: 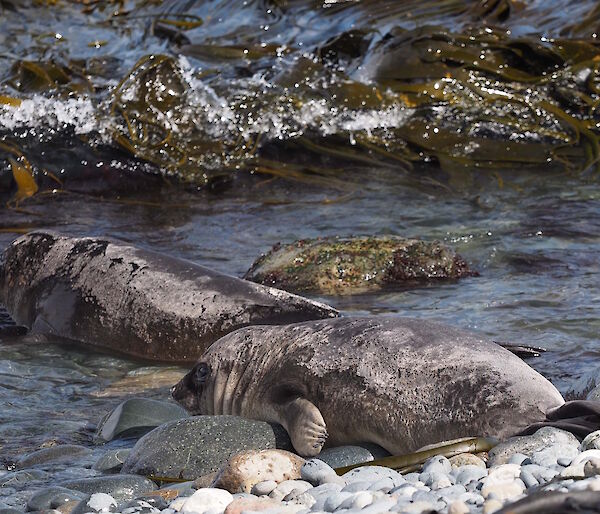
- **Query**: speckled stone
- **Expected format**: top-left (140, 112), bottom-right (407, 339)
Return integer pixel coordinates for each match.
top-left (61, 475), bottom-right (156, 502)
top-left (300, 459), bottom-right (341, 486)
top-left (213, 450), bottom-right (304, 494)
top-left (342, 466), bottom-right (403, 485)
top-left (121, 416), bottom-right (293, 480)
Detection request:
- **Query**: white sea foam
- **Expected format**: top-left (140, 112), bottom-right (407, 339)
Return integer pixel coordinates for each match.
top-left (0, 96), bottom-right (98, 135)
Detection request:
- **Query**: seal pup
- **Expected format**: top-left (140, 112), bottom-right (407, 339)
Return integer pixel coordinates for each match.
top-left (0, 231), bottom-right (337, 361)
top-left (172, 317), bottom-right (564, 456)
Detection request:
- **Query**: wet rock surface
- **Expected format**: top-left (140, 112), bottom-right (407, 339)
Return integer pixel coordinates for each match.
top-left (95, 398), bottom-right (189, 442)
top-left (120, 416), bottom-right (293, 481)
top-left (244, 236), bottom-right (476, 295)
top-left (60, 475), bottom-right (156, 502)
top-left (16, 446), bottom-right (92, 470)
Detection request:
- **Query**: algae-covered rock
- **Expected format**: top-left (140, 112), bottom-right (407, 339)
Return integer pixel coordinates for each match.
top-left (244, 236), bottom-right (476, 295)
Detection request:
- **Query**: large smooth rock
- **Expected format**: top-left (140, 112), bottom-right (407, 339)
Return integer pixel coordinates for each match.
top-left (488, 427), bottom-right (580, 466)
top-left (16, 445), bottom-right (92, 469)
top-left (0, 231), bottom-right (338, 361)
top-left (212, 450), bottom-right (305, 493)
top-left (60, 475), bottom-right (156, 502)
top-left (244, 236), bottom-right (475, 295)
top-left (95, 398), bottom-right (189, 442)
top-left (121, 416), bottom-right (293, 481)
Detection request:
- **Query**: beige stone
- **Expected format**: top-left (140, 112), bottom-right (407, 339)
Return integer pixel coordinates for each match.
top-left (212, 449), bottom-right (305, 493)
top-left (584, 458), bottom-right (600, 477)
top-left (145, 489), bottom-right (180, 502)
top-left (224, 497), bottom-right (281, 514)
top-left (481, 464), bottom-right (524, 501)
top-left (483, 498), bottom-right (504, 514)
top-left (449, 453), bottom-right (486, 469)
top-left (193, 471), bottom-right (218, 489)
top-left (447, 500), bottom-right (470, 514)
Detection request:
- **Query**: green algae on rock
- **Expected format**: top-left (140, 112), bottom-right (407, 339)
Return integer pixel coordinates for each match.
top-left (244, 236), bottom-right (476, 295)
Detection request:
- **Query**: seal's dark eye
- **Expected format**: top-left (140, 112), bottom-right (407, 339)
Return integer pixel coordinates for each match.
top-left (193, 363), bottom-right (209, 386)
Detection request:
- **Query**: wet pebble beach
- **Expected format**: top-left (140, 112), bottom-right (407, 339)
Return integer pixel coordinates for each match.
top-left (2, 0), bottom-right (600, 512)
top-left (2, 394), bottom-right (600, 514)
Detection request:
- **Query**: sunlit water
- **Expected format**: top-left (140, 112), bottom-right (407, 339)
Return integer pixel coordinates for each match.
top-left (0, 0), bottom-right (599, 507)
top-left (1, 167), bottom-right (599, 467)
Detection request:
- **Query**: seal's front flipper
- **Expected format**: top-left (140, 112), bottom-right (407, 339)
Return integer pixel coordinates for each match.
top-left (280, 397), bottom-right (328, 457)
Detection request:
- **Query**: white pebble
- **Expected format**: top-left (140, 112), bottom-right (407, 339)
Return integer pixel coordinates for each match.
top-left (87, 493), bottom-right (117, 512)
top-left (180, 488), bottom-right (233, 514)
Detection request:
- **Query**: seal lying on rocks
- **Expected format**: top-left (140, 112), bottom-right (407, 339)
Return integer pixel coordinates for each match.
top-left (171, 317), bottom-right (565, 456)
top-left (0, 231), bottom-right (337, 361)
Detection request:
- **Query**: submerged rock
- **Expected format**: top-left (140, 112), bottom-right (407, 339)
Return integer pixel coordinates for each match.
top-left (121, 416), bottom-right (293, 481)
top-left (244, 236), bottom-right (476, 295)
top-left (95, 398), bottom-right (189, 442)
top-left (0, 231), bottom-right (338, 362)
top-left (16, 445), bottom-right (92, 469)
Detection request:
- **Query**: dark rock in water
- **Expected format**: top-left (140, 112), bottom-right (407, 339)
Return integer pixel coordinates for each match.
top-left (588, 386), bottom-right (600, 402)
top-left (121, 416), bottom-right (293, 481)
top-left (565, 367), bottom-right (600, 400)
top-left (60, 475), bottom-right (157, 502)
top-left (26, 486), bottom-right (87, 511)
top-left (0, 470), bottom-right (48, 488)
top-left (95, 398), bottom-right (189, 442)
top-left (0, 231), bottom-right (338, 362)
top-left (0, 509), bottom-right (24, 514)
top-left (16, 445), bottom-right (92, 469)
top-left (244, 236), bottom-right (476, 295)
top-left (317, 444), bottom-right (391, 469)
top-left (93, 449), bottom-right (132, 473)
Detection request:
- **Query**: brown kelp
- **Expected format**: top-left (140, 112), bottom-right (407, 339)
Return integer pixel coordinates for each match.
top-left (0, 0), bottom-right (600, 191)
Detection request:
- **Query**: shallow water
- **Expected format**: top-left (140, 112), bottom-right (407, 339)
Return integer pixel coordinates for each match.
top-left (1, 166), bottom-right (599, 467)
top-left (0, 0), bottom-right (599, 496)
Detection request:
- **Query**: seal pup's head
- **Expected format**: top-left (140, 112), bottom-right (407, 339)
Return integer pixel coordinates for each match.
top-left (171, 361), bottom-right (210, 414)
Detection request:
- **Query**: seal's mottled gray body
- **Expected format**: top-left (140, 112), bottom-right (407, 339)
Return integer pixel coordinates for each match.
top-left (0, 232), bottom-right (337, 361)
top-left (172, 317), bottom-right (564, 456)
